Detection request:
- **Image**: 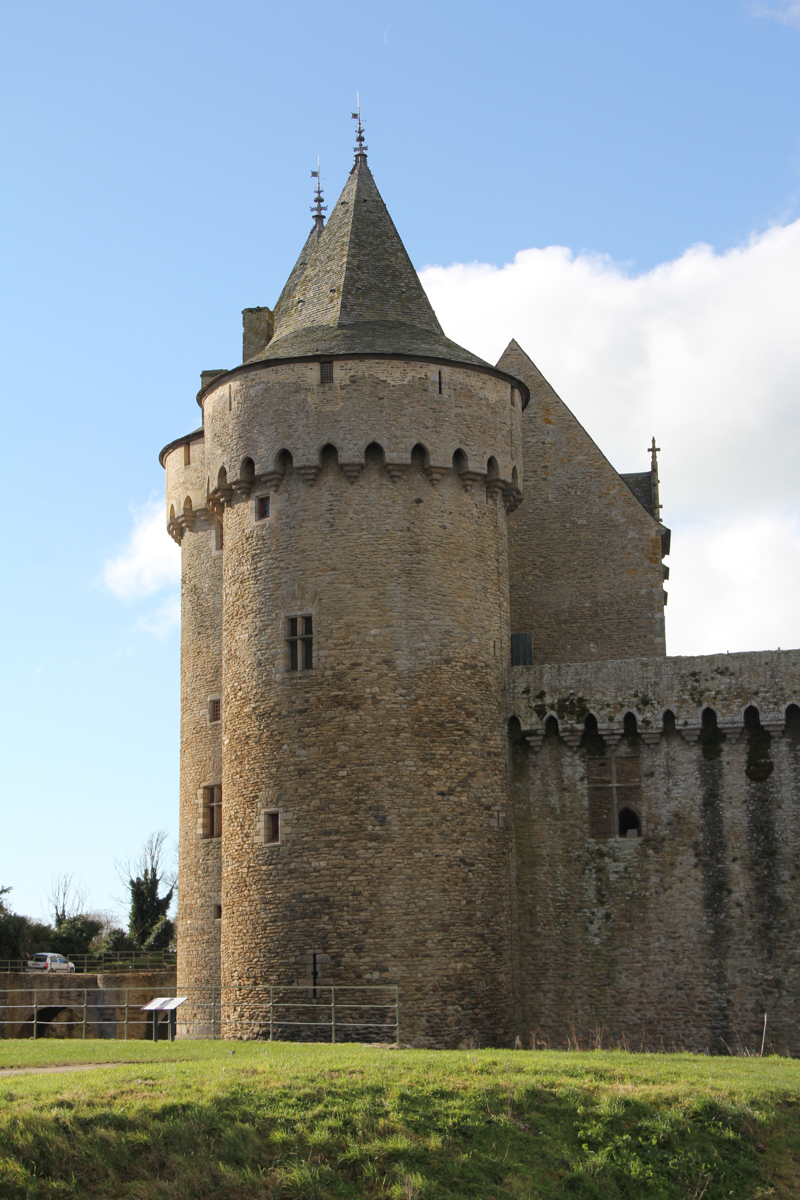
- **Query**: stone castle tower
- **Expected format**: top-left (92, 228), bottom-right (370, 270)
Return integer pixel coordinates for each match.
top-left (162, 122), bottom-right (800, 1052)
top-left (161, 124), bottom-right (528, 1046)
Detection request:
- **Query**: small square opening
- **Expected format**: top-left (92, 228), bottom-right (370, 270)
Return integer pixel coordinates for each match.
top-left (257, 495), bottom-right (270, 521)
top-left (209, 697), bottom-right (221, 723)
top-left (320, 361), bottom-right (334, 386)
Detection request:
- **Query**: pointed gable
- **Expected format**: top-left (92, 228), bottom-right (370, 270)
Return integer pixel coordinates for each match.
top-left (499, 339), bottom-right (668, 663)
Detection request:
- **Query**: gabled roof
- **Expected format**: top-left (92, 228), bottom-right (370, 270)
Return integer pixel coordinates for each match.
top-left (247, 153), bottom-right (491, 369)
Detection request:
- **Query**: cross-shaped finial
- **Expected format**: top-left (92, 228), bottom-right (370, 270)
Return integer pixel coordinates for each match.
top-left (649, 437), bottom-right (663, 513)
top-left (351, 92), bottom-right (368, 161)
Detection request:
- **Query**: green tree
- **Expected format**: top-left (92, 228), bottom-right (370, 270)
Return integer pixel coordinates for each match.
top-left (0, 888), bottom-right (54, 961)
top-left (49, 914), bottom-right (103, 958)
top-left (120, 832), bottom-right (176, 948)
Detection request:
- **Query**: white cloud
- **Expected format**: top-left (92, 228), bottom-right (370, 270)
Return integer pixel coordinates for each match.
top-left (104, 499), bottom-right (180, 636)
top-left (136, 595), bottom-right (182, 639)
top-left (752, 1), bottom-right (800, 30)
top-left (421, 220), bottom-right (800, 657)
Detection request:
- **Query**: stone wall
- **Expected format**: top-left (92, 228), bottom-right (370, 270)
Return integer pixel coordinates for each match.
top-left (0, 970), bottom-right (177, 1039)
top-left (172, 501), bottom-right (223, 1006)
top-left (172, 356), bottom-right (521, 1048)
top-left (499, 340), bottom-right (667, 664)
top-left (507, 650), bottom-right (800, 1053)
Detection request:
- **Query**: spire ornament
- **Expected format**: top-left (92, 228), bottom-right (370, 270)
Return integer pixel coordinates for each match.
top-left (310, 158), bottom-right (327, 235)
top-left (351, 93), bottom-right (368, 164)
top-left (649, 436), bottom-right (662, 516)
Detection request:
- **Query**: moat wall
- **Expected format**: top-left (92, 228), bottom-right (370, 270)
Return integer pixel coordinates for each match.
top-left (507, 650), bottom-right (800, 1054)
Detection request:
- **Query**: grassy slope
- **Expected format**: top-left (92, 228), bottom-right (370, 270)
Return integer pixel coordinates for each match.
top-left (1, 1043), bottom-right (799, 1198)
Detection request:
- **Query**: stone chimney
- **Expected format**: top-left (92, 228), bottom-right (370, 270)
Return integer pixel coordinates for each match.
top-left (242, 307), bottom-right (274, 362)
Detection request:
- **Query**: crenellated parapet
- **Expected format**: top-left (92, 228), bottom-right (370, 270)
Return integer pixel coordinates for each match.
top-left (508, 649), bottom-right (800, 749)
top-left (197, 356), bottom-right (524, 516)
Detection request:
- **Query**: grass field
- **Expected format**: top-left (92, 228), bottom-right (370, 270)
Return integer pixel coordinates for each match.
top-left (1, 1041), bottom-right (799, 1198)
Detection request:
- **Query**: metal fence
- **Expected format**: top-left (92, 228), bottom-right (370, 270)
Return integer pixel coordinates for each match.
top-left (0, 949), bottom-right (177, 974)
top-left (0, 983), bottom-right (400, 1044)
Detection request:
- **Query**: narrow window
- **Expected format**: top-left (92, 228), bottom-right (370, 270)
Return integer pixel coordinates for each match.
top-left (183, 443), bottom-right (191, 466)
top-left (213, 904), bottom-right (222, 920)
top-left (203, 786), bottom-right (222, 839)
top-left (320, 361), bottom-right (334, 385)
top-left (510, 632), bottom-right (533, 666)
top-left (438, 370), bottom-right (442, 395)
top-left (265, 810), bottom-right (280, 844)
top-left (257, 495), bottom-right (270, 521)
top-left (287, 614), bottom-right (313, 671)
top-left (209, 697), bottom-right (221, 723)
top-left (214, 521), bottom-right (223, 551)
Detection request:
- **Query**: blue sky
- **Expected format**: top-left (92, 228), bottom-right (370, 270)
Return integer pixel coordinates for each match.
top-left (2, 0), bottom-right (800, 921)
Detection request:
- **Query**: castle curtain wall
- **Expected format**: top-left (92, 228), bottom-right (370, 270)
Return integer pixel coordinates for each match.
top-left (508, 651), bottom-right (800, 1054)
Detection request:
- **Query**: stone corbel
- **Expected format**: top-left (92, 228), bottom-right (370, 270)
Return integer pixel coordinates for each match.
top-left (502, 484), bottom-right (523, 512)
top-left (295, 464), bottom-right (321, 486)
top-left (257, 468), bottom-right (285, 491)
top-left (340, 463), bottom-right (363, 483)
top-left (561, 730), bottom-right (582, 749)
top-left (523, 730), bottom-right (543, 753)
top-left (678, 724), bottom-right (702, 744)
top-left (425, 465), bottom-right (449, 485)
top-left (385, 462), bottom-right (408, 482)
top-left (640, 731), bottom-right (661, 746)
top-left (167, 519), bottom-right (183, 545)
top-left (485, 478), bottom-right (505, 501)
top-left (762, 721), bottom-right (785, 737)
top-left (458, 470), bottom-right (485, 492)
top-left (230, 477), bottom-right (254, 499)
top-left (207, 486), bottom-right (232, 515)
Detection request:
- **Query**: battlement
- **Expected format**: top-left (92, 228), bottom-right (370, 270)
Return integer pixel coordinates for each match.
top-left (508, 648), bottom-right (800, 746)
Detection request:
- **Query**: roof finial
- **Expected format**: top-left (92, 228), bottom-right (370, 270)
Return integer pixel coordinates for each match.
top-left (649, 436), bottom-right (663, 515)
top-left (351, 92), bottom-right (368, 164)
top-left (310, 157), bottom-right (327, 235)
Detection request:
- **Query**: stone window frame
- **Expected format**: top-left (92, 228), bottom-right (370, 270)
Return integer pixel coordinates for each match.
top-left (262, 809), bottom-right (281, 846)
top-left (211, 518), bottom-right (223, 556)
top-left (285, 612), bottom-right (314, 674)
top-left (319, 360), bottom-right (334, 386)
top-left (586, 754), bottom-right (643, 840)
top-left (252, 492), bottom-right (272, 526)
top-left (208, 695), bottom-right (221, 725)
top-left (200, 784), bottom-right (222, 840)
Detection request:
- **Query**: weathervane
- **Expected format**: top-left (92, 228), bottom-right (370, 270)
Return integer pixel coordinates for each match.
top-left (310, 157), bottom-right (327, 233)
top-left (351, 92), bottom-right (367, 160)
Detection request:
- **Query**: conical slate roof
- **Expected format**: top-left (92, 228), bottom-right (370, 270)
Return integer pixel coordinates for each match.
top-left (247, 153), bottom-right (490, 368)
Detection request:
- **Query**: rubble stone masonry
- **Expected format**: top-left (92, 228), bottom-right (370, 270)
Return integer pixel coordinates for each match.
top-left (164, 357), bottom-right (523, 1047)
top-left (507, 651), bottom-right (800, 1053)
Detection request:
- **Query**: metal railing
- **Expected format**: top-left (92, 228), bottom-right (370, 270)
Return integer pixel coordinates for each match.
top-left (0, 983), bottom-right (400, 1044)
top-left (0, 949), bottom-right (177, 974)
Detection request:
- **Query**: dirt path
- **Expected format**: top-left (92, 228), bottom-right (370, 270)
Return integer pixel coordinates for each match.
top-left (0, 1061), bottom-right (148, 1076)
